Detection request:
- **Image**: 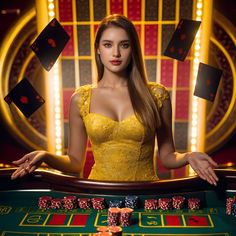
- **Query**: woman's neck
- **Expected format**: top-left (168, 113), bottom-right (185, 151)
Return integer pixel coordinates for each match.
top-left (98, 71), bottom-right (128, 88)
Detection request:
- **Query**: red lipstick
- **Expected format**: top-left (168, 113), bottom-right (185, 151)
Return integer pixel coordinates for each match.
top-left (110, 60), bottom-right (122, 65)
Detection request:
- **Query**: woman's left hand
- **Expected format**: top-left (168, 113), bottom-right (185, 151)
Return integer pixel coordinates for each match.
top-left (187, 152), bottom-right (219, 185)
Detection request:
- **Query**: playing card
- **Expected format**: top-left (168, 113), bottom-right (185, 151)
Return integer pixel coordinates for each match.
top-left (164, 19), bottom-right (201, 61)
top-left (4, 78), bottom-right (45, 117)
top-left (30, 18), bottom-right (70, 71)
top-left (194, 62), bottom-right (222, 102)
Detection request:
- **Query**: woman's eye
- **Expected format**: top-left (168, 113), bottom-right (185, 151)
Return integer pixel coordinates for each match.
top-left (103, 43), bottom-right (112, 48)
top-left (121, 43), bottom-right (130, 49)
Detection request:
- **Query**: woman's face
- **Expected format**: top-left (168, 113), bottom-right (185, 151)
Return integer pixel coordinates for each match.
top-left (97, 26), bottom-right (132, 75)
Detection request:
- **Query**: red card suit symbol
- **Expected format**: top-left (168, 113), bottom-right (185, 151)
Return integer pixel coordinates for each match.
top-left (194, 62), bottom-right (222, 102)
top-left (4, 78), bottom-right (45, 118)
top-left (30, 18), bottom-right (70, 71)
top-left (48, 38), bottom-right (56, 47)
top-left (164, 19), bottom-right (201, 61)
top-left (180, 34), bottom-right (186, 40)
top-left (170, 47), bottom-right (175, 53)
top-left (178, 48), bottom-right (184, 54)
top-left (20, 96), bottom-right (28, 104)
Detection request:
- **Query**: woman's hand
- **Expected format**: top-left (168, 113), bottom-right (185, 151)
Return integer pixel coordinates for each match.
top-left (187, 152), bottom-right (219, 186)
top-left (11, 151), bottom-right (47, 180)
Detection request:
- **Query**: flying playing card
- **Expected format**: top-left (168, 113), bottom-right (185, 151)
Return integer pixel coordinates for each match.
top-left (194, 63), bottom-right (223, 102)
top-left (30, 18), bottom-right (70, 71)
top-left (4, 78), bottom-right (45, 117)
top-left (164, 19), bottom-right (201, 61)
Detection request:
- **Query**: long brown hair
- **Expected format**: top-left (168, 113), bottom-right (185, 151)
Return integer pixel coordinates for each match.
top-left (94, 14), bottom-right (161, 135)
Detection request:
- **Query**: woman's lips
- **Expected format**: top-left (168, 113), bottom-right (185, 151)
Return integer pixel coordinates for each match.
top-left (110, 60), bottom-right (122, 65)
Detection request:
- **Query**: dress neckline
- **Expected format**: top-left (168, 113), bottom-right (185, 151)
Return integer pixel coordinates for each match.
top-left (88, 85), bottom-right (135, 123)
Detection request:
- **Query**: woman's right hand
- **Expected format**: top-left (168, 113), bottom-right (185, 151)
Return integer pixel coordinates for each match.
top-left (11, 150), bottom-right (47, 180)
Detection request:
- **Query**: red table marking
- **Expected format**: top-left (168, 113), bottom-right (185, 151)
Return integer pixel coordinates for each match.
top-left (71, 214), bottom-right (89, 226)
top-left (48, 214), bottom-right (67, 225)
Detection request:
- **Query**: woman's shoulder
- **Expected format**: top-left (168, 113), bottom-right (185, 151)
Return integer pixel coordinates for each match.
top-left (147, 82), bottom-right (169, 97)
top-left (72, 84), bottom-right (93, 117)
top-left (75, 84), bottom-right (93, 94)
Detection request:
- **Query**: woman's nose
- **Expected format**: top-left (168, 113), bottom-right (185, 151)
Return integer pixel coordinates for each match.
top-left (113, 46), bottom-right (121, 57)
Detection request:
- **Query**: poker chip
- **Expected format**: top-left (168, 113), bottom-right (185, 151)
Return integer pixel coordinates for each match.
top-left (158, 198), bottom-right (172, 211)
top-left (78, 198), bottom-right (92, 209)
top-left (172, 196), bottom-right (185, 210)
top-left (109, 200), bottom-right (123, 208)
top-left (124, 195), bottom-right (139, 209)
top-left (50, 198), bottom-right (63, 209)
top-left (63, 195), bottom-right (77, 210)
top-left (97, 226), bottom-right (109, 232)
top-left (92, 197), bottom-right (106, 210)
top-left (107, 207), bottom-right (121, 226)
top-left (144, 199), bottom-right (158, 210)
top-left (188, 198), bottom-right (201, 210)
top-left (120, 207), bottom-right (133, 227)
top-left (107, 226), bottom-right (122, 236)
top-left (38, 196), bottom-right (52, 210)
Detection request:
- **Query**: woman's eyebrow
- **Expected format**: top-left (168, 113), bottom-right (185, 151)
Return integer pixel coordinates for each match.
top-left (101, 39), bottom-right (130, 43)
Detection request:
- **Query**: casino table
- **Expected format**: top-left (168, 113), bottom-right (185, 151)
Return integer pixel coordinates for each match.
top-left (0, 168), bottom-right (236, 236)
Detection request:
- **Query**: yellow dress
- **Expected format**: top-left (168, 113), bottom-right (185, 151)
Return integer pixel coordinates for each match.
top-left (77, 82), bottom-right (169, 181)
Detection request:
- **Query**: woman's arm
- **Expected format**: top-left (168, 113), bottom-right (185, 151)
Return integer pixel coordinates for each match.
top-left (11, 92), bottom-right (88, 179)
top-left (156, 96), bottom-right (218, 185)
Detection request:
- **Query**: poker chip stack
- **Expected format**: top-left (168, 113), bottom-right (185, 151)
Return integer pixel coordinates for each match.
top-left (92, 197), bottom-right (106, 210)
top-left (188, 198), bottom-right (201, 210)
top-left (120, 207), bottom-right (133, 227)
top-left (107, 207), bottom-right (121, 226)
top-left (124, 196), bottom-right (139, 209)
top-left (38, 196), bottom-right (52, 210)
top-left (144, 199), bottom-right (158, 210)
top-left (109, 200), bottom-right (123, 208)
top-left (78, 198), bottom-right (92, 209)
top-left (158, 198), bottom-right (172, 211)
top-left (226, 196), bottom-right (236, 217)
top-left (63, 195), bottom-right (77, 210)
top-left (172, 196), bottom-right (185, 210)
top-left (50, 198), bottom-right (63, 209)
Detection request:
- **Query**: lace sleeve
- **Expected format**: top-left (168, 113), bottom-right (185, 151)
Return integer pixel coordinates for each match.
top-left (148, 82), bottom-right (170, 110)
top-left (75, 85), bottom-right (92, 119)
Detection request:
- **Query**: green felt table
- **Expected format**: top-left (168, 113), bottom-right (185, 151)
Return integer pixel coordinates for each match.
top-left (0, 168), bottom-right (236, 236)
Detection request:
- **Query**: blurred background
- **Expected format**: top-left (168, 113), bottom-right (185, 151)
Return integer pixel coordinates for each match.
top-left (0, 0), bottom-right (235, 179)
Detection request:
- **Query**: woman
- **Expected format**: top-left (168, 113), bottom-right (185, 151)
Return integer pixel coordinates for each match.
top-left (11, 14), bottom-right (218, 185)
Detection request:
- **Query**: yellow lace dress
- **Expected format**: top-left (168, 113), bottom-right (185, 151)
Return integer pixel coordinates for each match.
top-left (77, 82), bottom-right (169, 181)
